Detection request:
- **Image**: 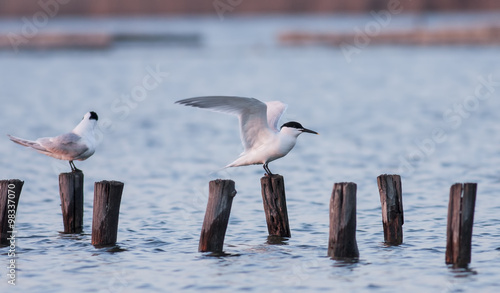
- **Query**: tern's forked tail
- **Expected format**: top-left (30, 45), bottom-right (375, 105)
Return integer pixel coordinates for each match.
top-left (8, 134), bottom-right (35, 147)
top-left (8, 134), bottom-right (48, 153)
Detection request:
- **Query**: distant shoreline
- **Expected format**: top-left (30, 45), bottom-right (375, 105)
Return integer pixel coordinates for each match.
top-left (0, 0), bottom-right (499, 17)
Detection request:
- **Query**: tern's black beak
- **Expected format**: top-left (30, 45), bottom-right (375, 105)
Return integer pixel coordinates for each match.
top-left (301, 128), bottom-right (319, 135)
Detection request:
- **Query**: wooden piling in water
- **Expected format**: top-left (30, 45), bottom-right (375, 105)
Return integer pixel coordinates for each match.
top-left (0, 179), bottom-right (24, 246)
top-left (328, 182), bottom-right (359, 259)
top-left (199, 179), bottom-right (236, 252)
top-left (446, 183), bottom-right (477, 268)
top-left (92, 180), bottom-right (124, 247)
top-left (260, 174), bottom-right (291, 238)
top-left (377, 174), bottom-right (404, 245)
top-left (59, 172), bottom-right (84, 234)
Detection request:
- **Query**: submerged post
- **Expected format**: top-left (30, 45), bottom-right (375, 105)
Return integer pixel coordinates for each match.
top-left (260, 174), bottom-right (291, 238)
top-left (328, 182), bottom-right (359, 259)
top-left (377, 174), bottom-right (404, 245)
top-left (199, 179), bottom-right (236, 252)
top-left (92, 180), bottom-right (124, 247)
top-left (0, 180), bottom-right (24, 246)
top-left (446, 183), bottom-right (477, 268)
top-left (59, 172), bottom-right (84, 234)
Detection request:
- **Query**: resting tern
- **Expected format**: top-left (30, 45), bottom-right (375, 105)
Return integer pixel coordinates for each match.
top-left (176, 96), bottom-right (318, 175)
top-left (8, 111), bottom-right (98, 172)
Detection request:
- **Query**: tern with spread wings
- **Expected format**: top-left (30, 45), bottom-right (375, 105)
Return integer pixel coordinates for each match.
top-left (176, 96), bottom-right (318, 175)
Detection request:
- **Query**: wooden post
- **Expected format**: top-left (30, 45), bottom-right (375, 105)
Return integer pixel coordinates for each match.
top-left (199, 179), bottom-right (236, 252)
top-left (377, 174), bottom-right (404, 245)
top-left (260, 174), bottom-right (291, 238)
top-left (59, 172), bottom-right (84, 234)
top-left (92, 180), bottom-right (124, 247)
top-left (328, 182), bottom-right (359, 259)
top-left (446, 183), bottom-right (477, 268)
top-left (0, 180), bottom-right (24, 246)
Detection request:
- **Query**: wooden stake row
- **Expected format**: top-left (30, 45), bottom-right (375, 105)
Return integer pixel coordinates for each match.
top-left (1, 174), bottom-right (478, 268)
top-left (197, 174), bottom-right (477, 268)
top-left (0, 174), bottom-right (124, 248)
top-left (59, 172), bottom-right (124, 247)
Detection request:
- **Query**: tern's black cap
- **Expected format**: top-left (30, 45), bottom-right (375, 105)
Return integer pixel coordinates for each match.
top-left (281, 121), bottom-right (304, 130)
top-left (281, 121), bottom-right (318, 134)
top-left (89, 111), bottom-right (98, 120)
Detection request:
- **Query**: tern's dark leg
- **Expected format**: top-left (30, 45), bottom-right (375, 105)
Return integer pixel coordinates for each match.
top-left (69, 161), bottom-right (81, 173)
top-left (263, 163), bottom-right (273, 176)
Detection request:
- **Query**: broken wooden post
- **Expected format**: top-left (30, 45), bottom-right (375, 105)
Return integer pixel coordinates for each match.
top-left (377, 174), bottom-right (404, 245)
top-left (199, 179), bottom-right (236, 252)
top-left (446, 183), bottom-right (477, 268)
top-left (92, 180), bottom-right (124, 247)
top-left (328, 182), bottom-right (359, 259)
top-left (0, 180), bottom-right (24, 246)
top-left (260, 174), bottom-right (291, 238)
top-left (59, 172), bottom-right (84, 233)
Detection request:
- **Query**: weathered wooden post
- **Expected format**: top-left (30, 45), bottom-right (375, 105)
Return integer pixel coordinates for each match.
top-left (59, 172), bottom-right (84, 233)
top-left (446, 183), bottom-right (477, 268)
top-left (0, 180), bottom-right (24, 246)
top-left (199, 179), bottom-right (236, 253)
top-left (260, 174), bottom-right (291, 238)
top-left (377, 174), bottom-right (404, 245)
top-left (92, 180), bottom-right (124, 247)
top-left (328, 182), bottom-right (359, 259)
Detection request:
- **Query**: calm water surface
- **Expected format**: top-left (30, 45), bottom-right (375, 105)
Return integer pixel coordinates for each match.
top-left (1, 15), bottom-right (500, 292)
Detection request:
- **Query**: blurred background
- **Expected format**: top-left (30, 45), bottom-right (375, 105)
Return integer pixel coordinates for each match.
top-left (1, 0), bottom-right (500, 50)
top-left (1, 1), bottom-right (500, 293)
top-left (1, 0), bottom-right (500, 15)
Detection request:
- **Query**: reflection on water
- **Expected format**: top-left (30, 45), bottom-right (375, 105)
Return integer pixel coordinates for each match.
top-left (266, 235), bottom-right (289, 245)
top-left (331, 257), bottom-right (360, 268)
top-left (448, 266), bottom-right (478, 278)
top-left (201, 251), bottom-right (241, 258)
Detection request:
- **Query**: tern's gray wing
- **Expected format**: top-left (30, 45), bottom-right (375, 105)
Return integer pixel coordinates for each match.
top-left (176, 96), bottom-right (275, 151)
top-left (36, 133), bottom-right (89, 159)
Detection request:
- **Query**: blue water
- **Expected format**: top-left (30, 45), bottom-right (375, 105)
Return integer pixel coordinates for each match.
top-left (1, 14), bottom-right (500, 292)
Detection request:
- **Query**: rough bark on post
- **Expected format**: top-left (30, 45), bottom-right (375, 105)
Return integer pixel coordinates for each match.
top-left (0, 179), bottom-right (24, 246)
top-left (199, 179), bottom-right (236, 252)
top-left (377, 174), bottom-right (404, 245)
top-left (446, 183), bottom-right (477, 268)
top-left (328, 182), bottom-right (359, 259)
top-left (260, 174), bottom-right (291, 238)
top-left (92, 180), bottom-right (124, 247)
top-left (59, 172), bottom-right (84, 234)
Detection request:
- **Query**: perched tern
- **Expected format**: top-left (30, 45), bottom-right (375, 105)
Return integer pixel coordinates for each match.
top-left (8, 111), bottom-right (99, 172)
top-left (176, 96), bottom-right (318, 175)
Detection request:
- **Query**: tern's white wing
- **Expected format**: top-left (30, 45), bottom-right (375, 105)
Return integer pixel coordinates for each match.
top-left (176, 96), bottom-right (275, 151)
top-left (265, 101), bottom-right (288, 132)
